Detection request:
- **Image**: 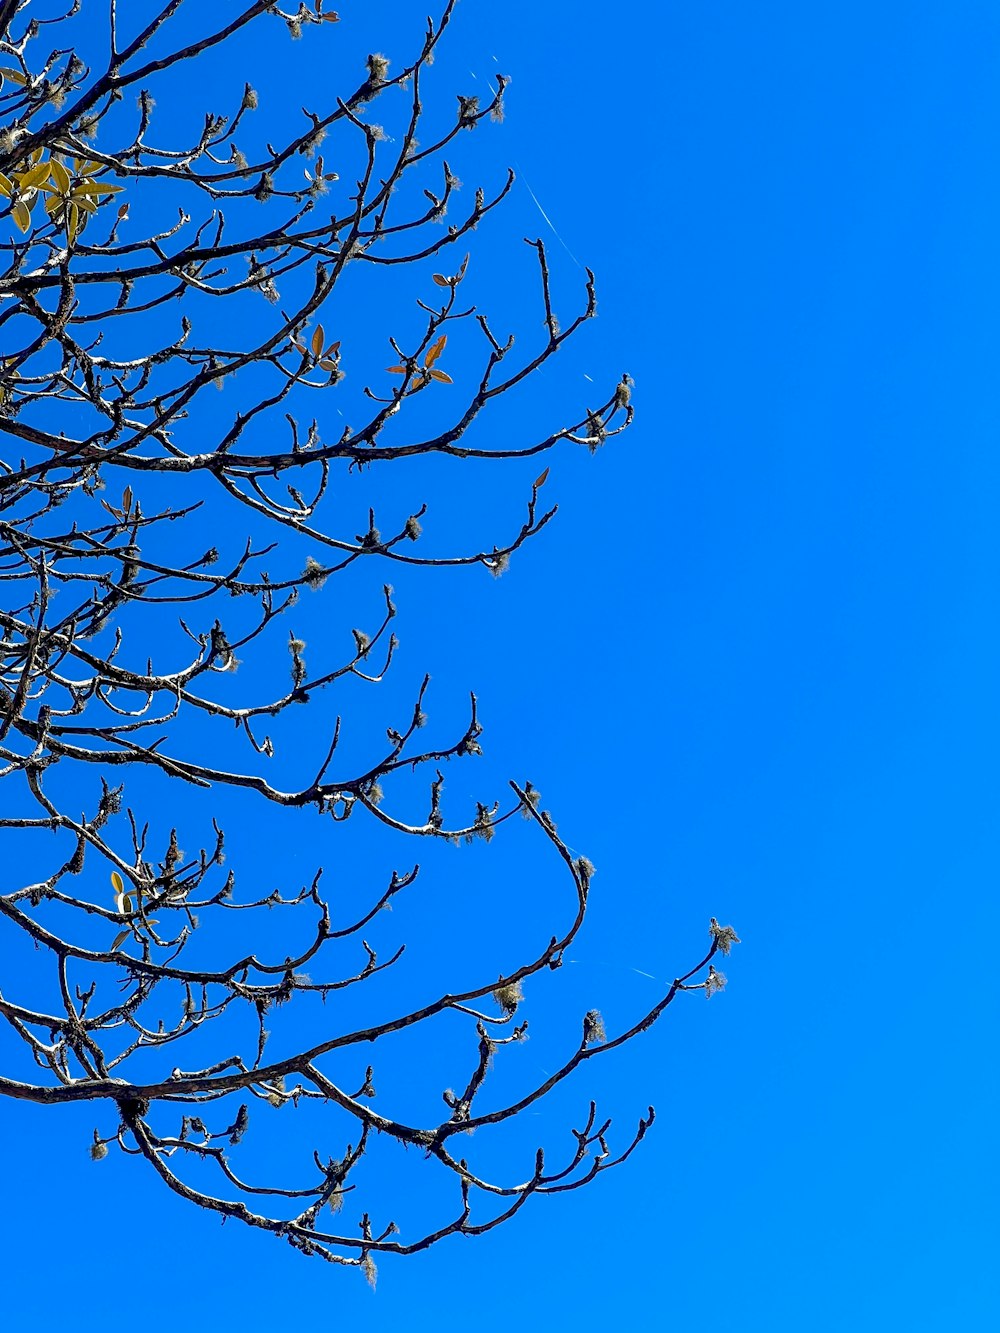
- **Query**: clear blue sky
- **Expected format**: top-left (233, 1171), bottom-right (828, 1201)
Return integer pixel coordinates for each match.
top-left (2, 1), bottom-right (998, 1327)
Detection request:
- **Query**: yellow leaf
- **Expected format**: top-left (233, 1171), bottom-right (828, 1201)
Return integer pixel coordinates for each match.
top-left (110, 929), bottom-right (130, 951)
top-left (110, 871), bottom-right (124, 894)
top-left (73, 194), bottom-right (98, 214)
top-left (50, 160), bottom-right (70, 194)
top-left (429, 369), bottom-right (453, 384)
top-left (72, 181), bottom-right (123, 197)
top-left (311, 324), bottom-right (325, 357)
top-left (424, 334), bottom-right (447, 369)
top-left (17, 159), bottom-right (50, 190)
top-left (12, 201), bottom-right (30, 233)
top-left (0, 172), bottom-right (11, 198)
top-left (66, 203), bottom-right (80, 242)
top-left (0, 67), bottom-right (27, 86)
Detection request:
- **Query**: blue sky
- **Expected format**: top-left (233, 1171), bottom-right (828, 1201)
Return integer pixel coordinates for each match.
top-left (2, 1), bottom-right (998, 1327)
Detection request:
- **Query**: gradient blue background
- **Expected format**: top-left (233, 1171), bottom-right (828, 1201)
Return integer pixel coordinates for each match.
top-left (2, 1), bottom-right (997, 1327)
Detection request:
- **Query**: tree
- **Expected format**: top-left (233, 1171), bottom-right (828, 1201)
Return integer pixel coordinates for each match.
top-left (0, 0), bottom-right (738, 1274)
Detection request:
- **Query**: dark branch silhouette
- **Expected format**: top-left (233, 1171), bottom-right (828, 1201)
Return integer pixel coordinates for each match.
top-left (0, 0), bottom-right (737, 1276)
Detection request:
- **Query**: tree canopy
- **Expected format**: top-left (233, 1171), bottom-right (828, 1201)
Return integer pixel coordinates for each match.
top-left (0, 0), bottom-right (737, 1274)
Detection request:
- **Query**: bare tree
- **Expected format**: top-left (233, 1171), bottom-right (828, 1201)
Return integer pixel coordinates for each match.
top-left (0, 0), bottom-right (738, 1275)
